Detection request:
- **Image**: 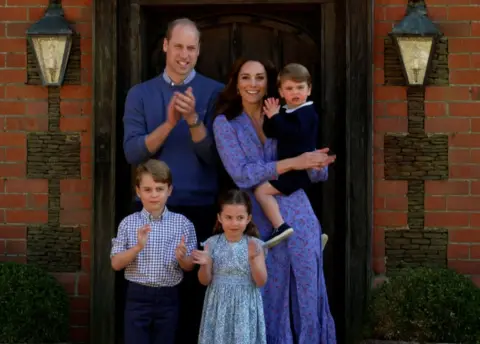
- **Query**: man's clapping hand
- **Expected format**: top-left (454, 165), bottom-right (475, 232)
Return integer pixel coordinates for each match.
top-left (175, 87), bottom-right (197, 125)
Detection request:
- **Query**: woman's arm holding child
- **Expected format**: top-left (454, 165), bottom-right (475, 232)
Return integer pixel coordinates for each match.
top-left (248, 239), bottom-right (267, 287)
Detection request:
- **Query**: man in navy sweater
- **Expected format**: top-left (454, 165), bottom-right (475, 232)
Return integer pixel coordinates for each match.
top-left (122, 18), bottom-right (224, 344)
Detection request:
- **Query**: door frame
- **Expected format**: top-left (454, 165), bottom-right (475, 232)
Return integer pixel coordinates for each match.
top-left (92, 0), bottom-right (373, 343)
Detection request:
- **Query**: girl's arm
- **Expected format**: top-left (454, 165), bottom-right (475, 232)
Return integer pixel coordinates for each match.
top-left (249, 250), bottom-right (267, 287)
top-left (248, 238), bottom-right (267, 287)
top-left (197, 258), bottom-right (213, 286)
top-left (194, 239), bottom-right (214, 286)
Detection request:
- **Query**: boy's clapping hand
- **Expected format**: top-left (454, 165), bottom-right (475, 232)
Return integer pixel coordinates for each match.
top-left (137, 225), bottom-right (151, 249)
top-left (175, 236), bottom-right (195, 271)
top-left (175, 236), bottom-right (188, 262)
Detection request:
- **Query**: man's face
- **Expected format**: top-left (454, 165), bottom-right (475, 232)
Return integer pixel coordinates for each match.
top-left (163, 25), bottom-right (200, 80)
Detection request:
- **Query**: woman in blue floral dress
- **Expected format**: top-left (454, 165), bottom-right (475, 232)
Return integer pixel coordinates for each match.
top-left (192, 189), bottom-right (267, 344)
top-left (212, 58), bottom-right (337, 344)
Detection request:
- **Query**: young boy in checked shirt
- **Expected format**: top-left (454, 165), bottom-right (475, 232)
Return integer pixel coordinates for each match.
top-left (111, 159), bottom-right (197, 344)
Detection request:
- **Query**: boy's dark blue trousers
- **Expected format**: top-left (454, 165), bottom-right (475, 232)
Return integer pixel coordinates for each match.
top-left (124, 281), bottom-right (180, 344)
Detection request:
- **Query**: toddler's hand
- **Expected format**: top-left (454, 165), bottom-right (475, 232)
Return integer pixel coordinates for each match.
top-left (263, 98), bottom-right (280, 119)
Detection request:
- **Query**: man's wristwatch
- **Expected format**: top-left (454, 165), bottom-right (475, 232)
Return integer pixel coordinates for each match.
top-left (187, 114), bottom-right (202, 128)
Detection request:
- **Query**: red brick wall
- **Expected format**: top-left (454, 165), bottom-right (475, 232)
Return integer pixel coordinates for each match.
top-left (2, 0), bottom-right (479, 341)
top-left (0, 0), bottom-right (92, 342)
top-left (374, 0), bottom-right (480, 286)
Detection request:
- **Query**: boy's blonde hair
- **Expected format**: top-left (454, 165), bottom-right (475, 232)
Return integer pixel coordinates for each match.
top-left (135, 160), bottom-right (172, 187)
top-left (277, 63), bottom-right (312, 88)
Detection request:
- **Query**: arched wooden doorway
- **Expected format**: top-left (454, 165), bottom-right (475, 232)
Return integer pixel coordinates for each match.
top-left (147, 13), bottom-right (320, 84)
top-left (93, 1), bottom-right (373, 343)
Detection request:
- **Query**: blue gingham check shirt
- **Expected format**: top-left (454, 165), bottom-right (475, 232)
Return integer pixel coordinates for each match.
top-left (111, 207), bottom-right (197, 287)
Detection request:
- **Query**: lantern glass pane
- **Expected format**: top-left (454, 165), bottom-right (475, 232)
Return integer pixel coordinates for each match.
top-left (31, 35), bottom-right (69, 85)
top-left (396, 36), bottom-right (434, 85)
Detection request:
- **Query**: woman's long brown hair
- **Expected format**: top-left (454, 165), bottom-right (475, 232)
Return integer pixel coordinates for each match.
top-left (213, 189), bottom-right (260, 238)
top-left (215, 57), bottom-right (279, 121)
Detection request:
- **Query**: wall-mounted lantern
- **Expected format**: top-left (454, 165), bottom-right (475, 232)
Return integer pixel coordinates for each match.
top-left (389, 1), bottom-right (442, 87)
top-left (26, 3), bottom-right (73, 87)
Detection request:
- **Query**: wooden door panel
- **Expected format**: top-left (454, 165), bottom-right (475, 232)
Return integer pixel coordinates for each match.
top-left (196, 24), bottom-right (233, 83)
top-left (238, 24), bottom-right (276, 61)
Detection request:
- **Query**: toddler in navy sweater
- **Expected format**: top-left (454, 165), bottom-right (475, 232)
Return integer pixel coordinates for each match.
top-left (256, 63), bottom-right (328, 249)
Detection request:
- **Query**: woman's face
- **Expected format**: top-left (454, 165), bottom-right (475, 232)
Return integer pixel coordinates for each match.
top-left (237, 61), bottom-right (268, 105)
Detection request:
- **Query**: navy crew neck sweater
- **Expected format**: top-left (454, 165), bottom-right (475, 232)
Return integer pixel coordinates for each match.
top-left (123, 72), bottom-right (224, 206)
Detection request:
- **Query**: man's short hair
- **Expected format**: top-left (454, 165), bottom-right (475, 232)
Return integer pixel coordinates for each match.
top-left (135, 160), bottom-right (172, 187)
top-left (277, 63), bottom-right (312, 87)
top-left (165, 18), bottom-right (200, 41)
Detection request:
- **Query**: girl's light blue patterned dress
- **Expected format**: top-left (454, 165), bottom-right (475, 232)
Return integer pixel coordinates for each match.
top-left (198, 234), bottom-right (267, 344)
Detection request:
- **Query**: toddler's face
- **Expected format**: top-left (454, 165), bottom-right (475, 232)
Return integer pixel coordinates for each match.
top-left (279, 80), bottom-right (311, 108)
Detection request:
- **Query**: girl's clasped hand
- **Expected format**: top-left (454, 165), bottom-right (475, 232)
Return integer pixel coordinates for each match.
top-left (191, 245), bottom-right (212, 266)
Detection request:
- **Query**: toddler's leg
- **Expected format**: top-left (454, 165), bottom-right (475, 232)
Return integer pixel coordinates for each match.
top-left (254, 182), bottom-right (284, 228)
top-left (254, 182), bottom-right (294, 249)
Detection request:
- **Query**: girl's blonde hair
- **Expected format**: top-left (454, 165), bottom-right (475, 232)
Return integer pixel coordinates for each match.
top-left (213, 189), bottom-right (260, 238)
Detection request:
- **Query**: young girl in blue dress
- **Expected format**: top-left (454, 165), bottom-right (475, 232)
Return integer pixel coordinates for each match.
top-left (191, 189), bottom-right (267, 344)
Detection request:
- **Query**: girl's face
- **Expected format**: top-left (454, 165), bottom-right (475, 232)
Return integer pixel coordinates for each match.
top-left (217, 204), bottom-right (252, 238)
top-left (237, 61), bottom-right (268, 106)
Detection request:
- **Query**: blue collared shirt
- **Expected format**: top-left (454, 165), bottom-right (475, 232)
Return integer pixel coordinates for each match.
top-left (111, 207), bottom-right (197, 287)
top-left (162, 69), bottom-right (196, 85)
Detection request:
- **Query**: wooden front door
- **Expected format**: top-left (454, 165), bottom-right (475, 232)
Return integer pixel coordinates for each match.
top-left (94, 1), bottom-right (373, 343)
top-left (144, 8), bottom-right (321, 85)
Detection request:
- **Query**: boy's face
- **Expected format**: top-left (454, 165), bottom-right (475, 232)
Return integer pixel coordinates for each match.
top-left (136, 173), bottom-right (172, 214)
top-left (279, 80), bottom-right (311, 108)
